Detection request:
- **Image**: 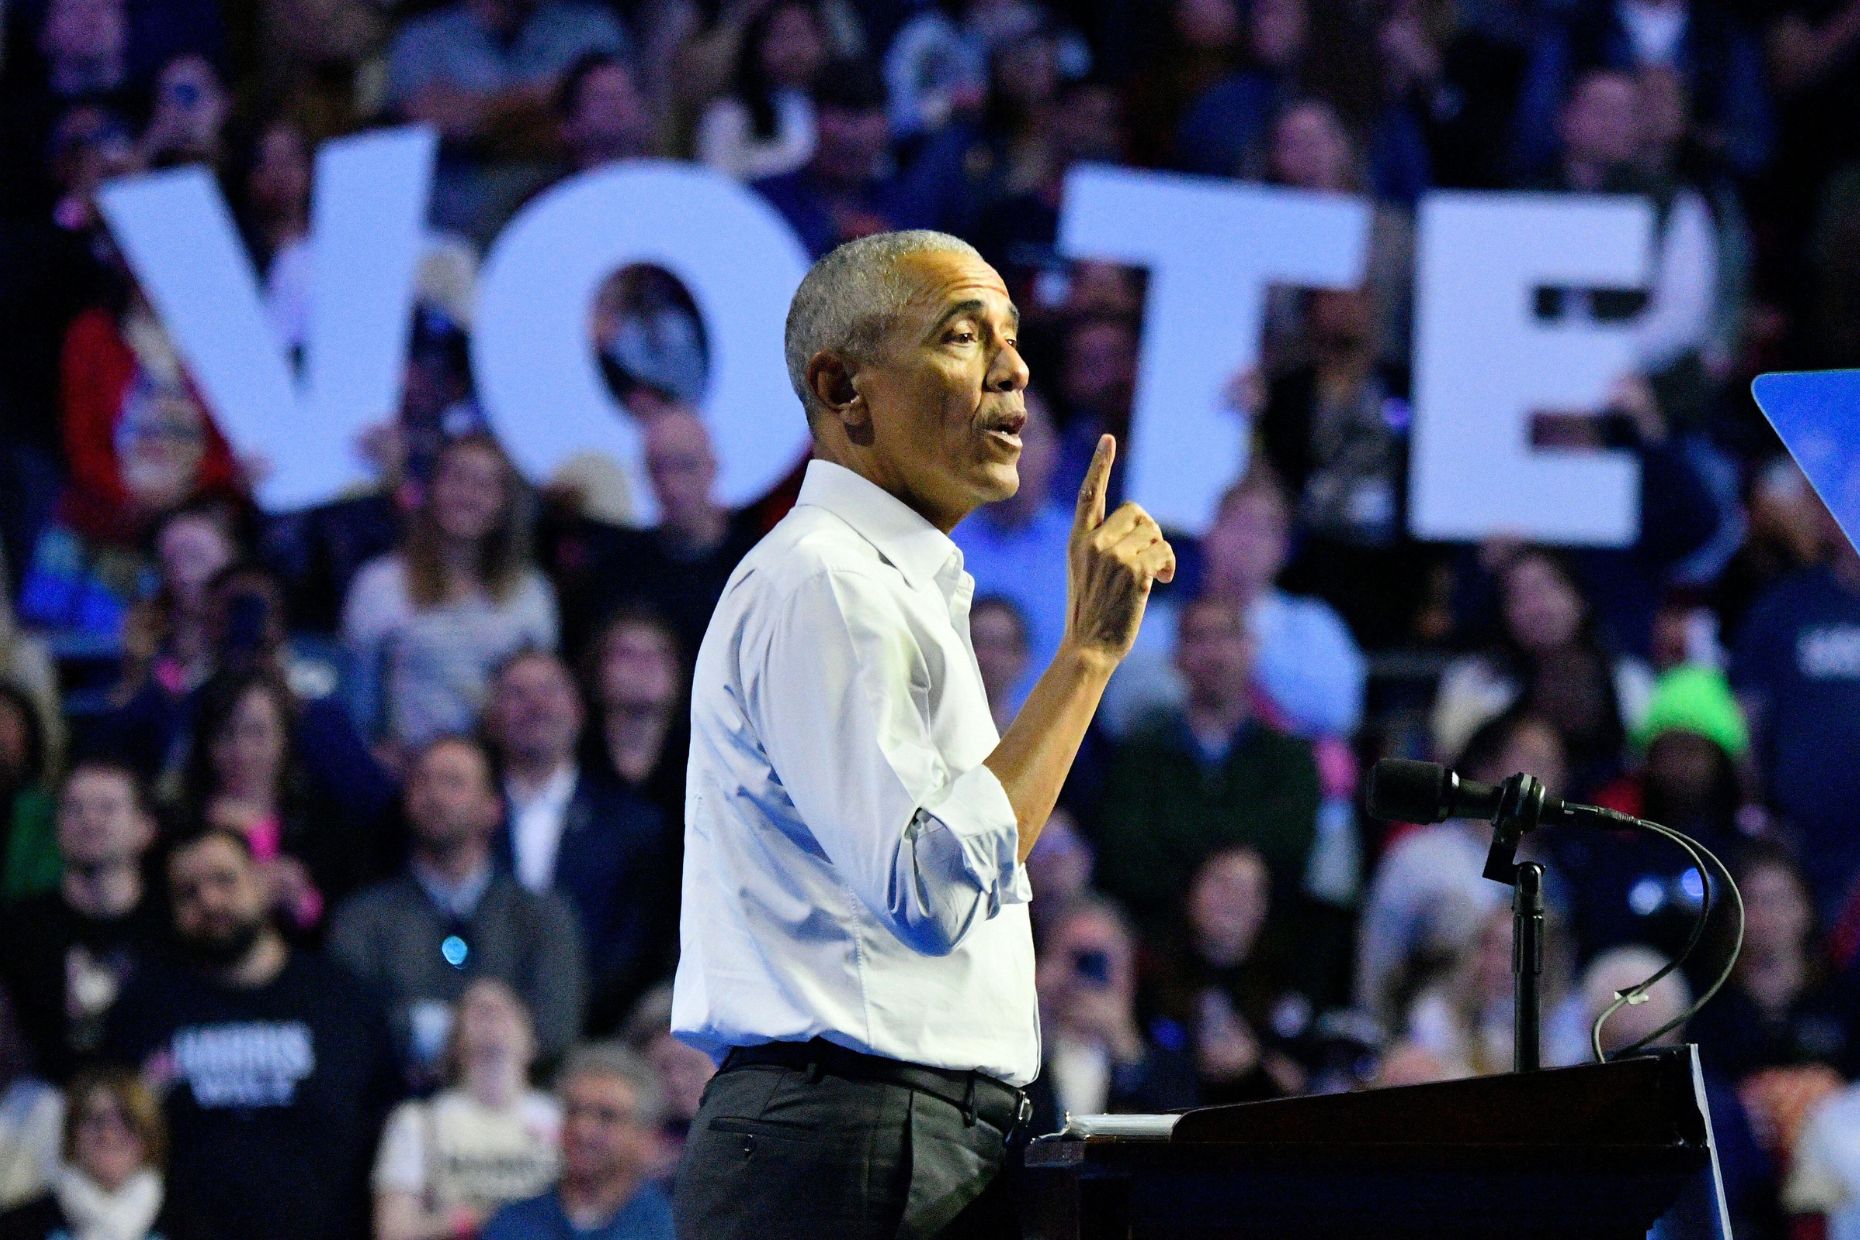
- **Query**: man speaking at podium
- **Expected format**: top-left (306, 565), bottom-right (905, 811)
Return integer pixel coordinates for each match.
top-left (671, 230), bottom-right (1175, 1239)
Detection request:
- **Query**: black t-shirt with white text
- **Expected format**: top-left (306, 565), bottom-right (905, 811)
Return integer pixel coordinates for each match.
top-left (102, 950), bottom-right (399, 1240)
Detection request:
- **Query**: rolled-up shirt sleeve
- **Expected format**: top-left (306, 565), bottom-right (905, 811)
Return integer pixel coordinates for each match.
top-left (747, 566), bottom-right (1028, 956)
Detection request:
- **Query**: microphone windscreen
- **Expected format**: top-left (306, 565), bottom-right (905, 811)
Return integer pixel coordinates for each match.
top-left (1365, 759), bottom-right (1452, 824)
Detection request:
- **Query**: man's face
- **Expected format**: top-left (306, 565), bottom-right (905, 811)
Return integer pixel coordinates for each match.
top-left (406, 741), bottom-right (501, 853)
top-left (561, 1072), bottom-right (655, 1185)
top-left (169, 835), bottom-right (268, 964)
top-left (1174, 599), bottom-right (1256, 706)
top-left (156, 514), bottom-right (233, 607)
top-left (813, 103), bottom-right (891, 185)
top-left (1040, 908), bottom-right (1136, 1013)
top-left (1561, 73), bottom-right (1639, 169)
top-left (1188, 848), bottom-right (1269, 949)
top-left (58, 770), bottom-right (154, 870)
top-left (1204, 488), bottom-right (1290, 593)
top-left (487, 656), bottom-right (584, 768)
top-left (970, 603), bottom-right (1029, 707)
top-left (1060, 320), bottom-right (1137, 419)
top-left (644, 412), bottom-right (718, 524)
top-left (568, 62), bottom-right (649, 158)
top-left (41, 0), bottom-right (125, 64)
top-left (597, 623), bottom-right (680, 713)
top-left (844, 249), bottom-right (1030, 530)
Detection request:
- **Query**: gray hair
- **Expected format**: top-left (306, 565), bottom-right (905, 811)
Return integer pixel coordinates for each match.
top-left (557, 1040), bottom-right (667, 1129)
top-left (784, 229), bottom-right (984, 424)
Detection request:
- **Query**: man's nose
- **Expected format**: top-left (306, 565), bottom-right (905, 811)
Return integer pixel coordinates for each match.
top-left (988, 345), bottom-right (1030, 393)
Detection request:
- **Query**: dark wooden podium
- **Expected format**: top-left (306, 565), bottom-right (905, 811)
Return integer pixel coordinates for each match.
top-left (1019, 1047), bottom-right (1728, 1239)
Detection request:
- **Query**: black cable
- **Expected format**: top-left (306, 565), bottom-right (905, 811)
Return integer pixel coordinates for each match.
top-left (1590, 816), bottom-right (1745, 1063)
top-left (1589, 819), bottom-right (1710, 1063)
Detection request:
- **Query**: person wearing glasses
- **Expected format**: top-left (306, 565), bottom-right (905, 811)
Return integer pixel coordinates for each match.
top-left (329, 736), bottom-right (586, 1087)
top-left (482, 1043), bottom-right (673, 1240)
top-left (0, 1066), bottom-right (175, 1240)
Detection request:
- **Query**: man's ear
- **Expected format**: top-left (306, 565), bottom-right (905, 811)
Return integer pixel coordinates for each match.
top-left (807, 351), bottom-right (865, 426)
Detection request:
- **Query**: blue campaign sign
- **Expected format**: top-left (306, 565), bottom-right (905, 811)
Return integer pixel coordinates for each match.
top-left (1752, 370), bottom-right (1860, 556)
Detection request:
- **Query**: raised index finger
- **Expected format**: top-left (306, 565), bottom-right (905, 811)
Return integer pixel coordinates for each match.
top-left (1074, 434), bottom-right (1115, 533)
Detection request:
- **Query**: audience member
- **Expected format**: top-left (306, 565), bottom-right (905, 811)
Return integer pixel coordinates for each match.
top-left (374, 979), bottom-right (561, 1240)
top-left (0, 1066), bottom-right (173, 1240)
top-left (1046, 316), bottom-right (1138, 514)
top-left (584, 269), bottom-right (710, 426)
top-left (1095, 596), bottom-right (1321, 932)
top-left (1256, 290), bottom-right (1424, 650)
top-left (178, 667), bottom-right (393, 931)
top-left (342, 433), bottom-right (559, 752)
top-left (1026, 899), bottom-right (1199, 1137)
top-left (19, 287), bottom-right (245, 638)
top-left (1356, 710), bottom-right (1567, 1028)
top-left (970, 594), bottom-right (1032, 731)
top-left (384, 0), bottom-right (632, 234)
top-left (696, 0), bottom-right (826, 180)
top-left (228, 116), bottom-right (312, 311)
top-left (752, 59), bottom-right (937, 258)
top-left (1140, 844), bottom-right (1313, 1103)
top-left (115, 501), bottom-right (239, 709)
top-left (0, 583), bottom-right (63, 784)
top-left (1512, 0), bottom-right (1772, 182)
top-left (1256, 100), bottom-right (1415, 370)
top-left (1108, 468), bottom-right (1366, 744)
top-left (1432, 546), bottom-right (1652, 795)
top-left (954, 392), bottom-right (1071, 691)
top-left (1521, 69), bottom-right (1722, 379)
top-left (481, 1043), bottom-right (674, 1240)
top-left (95, 562), bottom-right (395, 838)
top-left (0, 686), bottom-right (59, 905)
top-left (582, 609), bottom-right (689, 834)
top-left (1392, 906), bottom-right (1521, 1080)
top-left (1025, 807), bottom-right (1093, 940)
top-left (568, 410), bottom-right (760, 660)
top-left (558, 53), bottom-right (660, 173)
top-left (619, 986), bottom-right (712, 1185)
top-left (139, 54), bottom-right (230, 167)
top-left (0, 762), bottom-right (165, 1083)
top-left (1174, 0), bottom-right (1431, 204)
top-left (103, 825), bottom-right (399, 1240)
top-left (973, 74), bottom-right (1128, 307)
top-left (1733, 504), bottom-right (1860, 919)
top-left (0, 985), bottom-right (59, 1213)
top-left (1123, 0), bottom-right (1244, 166)
top-left (1690, 842), bottom-right (1860, 1082)
top-left (329, 736), bottom-right (586, 1083)
top-left (484, 650), bottom-right (675, 1029)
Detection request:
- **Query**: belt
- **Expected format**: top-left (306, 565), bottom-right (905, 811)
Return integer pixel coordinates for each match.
top-left (721, 1038), bottom-right (1034, 1135)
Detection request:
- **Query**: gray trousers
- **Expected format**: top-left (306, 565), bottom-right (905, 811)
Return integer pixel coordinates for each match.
top-left (673, 1062), bottom-right (1021, 1239)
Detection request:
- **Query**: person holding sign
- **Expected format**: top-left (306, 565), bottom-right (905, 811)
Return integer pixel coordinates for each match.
top-left (671, 230), bottom-right (1175, 1238)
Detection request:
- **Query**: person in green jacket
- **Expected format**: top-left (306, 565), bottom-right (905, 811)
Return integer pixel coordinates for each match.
top-left (0, 683), bottom-right (59, 905)
top-left (1096, 596), bottom-right (1320, 934)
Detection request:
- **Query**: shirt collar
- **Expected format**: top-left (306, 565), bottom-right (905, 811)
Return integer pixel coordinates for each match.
top-left (796, 459), bottom-right (966, 594)
top-left (411, 858), bottom-right (494, 920)
top-left (505, 761), bottom-right (578, 812)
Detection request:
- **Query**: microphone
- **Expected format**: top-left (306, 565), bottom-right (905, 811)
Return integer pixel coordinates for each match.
top-left (1365, 758), bottom-right (1638, 828)
top-left (1365, 759), bottom-right (1637, 883)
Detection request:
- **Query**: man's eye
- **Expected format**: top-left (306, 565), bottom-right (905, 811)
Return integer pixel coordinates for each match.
top-left (948, 330), bottom-right (977, 344)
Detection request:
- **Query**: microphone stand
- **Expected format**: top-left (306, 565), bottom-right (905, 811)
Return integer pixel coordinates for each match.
top-left (1480, 775), bottom-right (1550, 1072)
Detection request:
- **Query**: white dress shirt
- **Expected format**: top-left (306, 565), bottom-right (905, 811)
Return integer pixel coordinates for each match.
top-left (671, 460), bottom-right (1041, 1086)
top-left (505, 763), bottom-right (578, 892)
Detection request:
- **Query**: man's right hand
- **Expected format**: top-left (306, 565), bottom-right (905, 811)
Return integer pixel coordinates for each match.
top-left (1063, 434), bottom-right (1175, 666)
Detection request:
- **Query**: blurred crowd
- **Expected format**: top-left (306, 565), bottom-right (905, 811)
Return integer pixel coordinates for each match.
top-left (3, 0), bottom-right (1860, 1235)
